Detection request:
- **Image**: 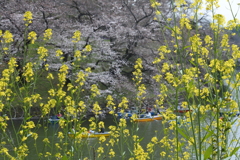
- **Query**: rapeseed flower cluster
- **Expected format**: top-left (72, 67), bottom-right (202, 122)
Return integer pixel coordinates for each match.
top-left (108, 149), bottom-right (115, 158)
top-left (92, 101), bottom-right (101, 115)
top-left (205, 0), bottom-right (220, 10)
top-left (84, 44), bottom-right (92, 52)
top-left (1, 30), bottom-right (14, 53)
top-left (72, 30), bottom-right (81, 43)
top-left (78, 100), bottom-right (86, 113)
top-left (15, 143), bottom-right (29, 159)
top-left (37, 46), bottom-right (48, 61)
top-left (22, 62), bottom-right (34, 82)
top-left (28, 31), bottom-right (37, 44)
top-left (64, 96), bottom-right (77, 118)
top-left (3, 30), bottom-right (14, 43)
top-left (40, 99), bottom-right (57, 116)
top-left (118, 97), bottom-right (128, 111)
top-left (109, 125), bottom-right (119, 139)
top-left (90, 84), bottom-right (100, 97)
top-left (55, 49), bottom-right (64, 57)
top-left (23, 11), bottom-right (33, 26)
top-left (74, 50), bottom-right (82, 61)
top-left (132, 58), bottom-right (143, 86)
top-left (58, 64), bottom-right (69, 87)
top-left (106, 95), bottom-right (115, 114)
top-left (131, 135), bottom-right (149, 160)
top-left (150, 0), bottom-right (161, 8)
top-left (43, 29), bottom-right (52, 41)
top-left (136, 84), bottom-right (146, 101)
top-left (152, 45), bottom-right (169, 64)
top-left (180, 17), bottom-right (192, 30)
top-left (213, 14), bottom-right (226, 26)
top-left (0, 115), bottom-right (9, 132)
top-left (225, 19), bottom-right (240, 30)
top-left (75, 71), bottom-right (88, 87)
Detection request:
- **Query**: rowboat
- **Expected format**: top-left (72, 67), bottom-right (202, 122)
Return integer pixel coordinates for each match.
top-left (68, 132), bottom-right (111, 138)
top-left (117, 112), bottom-right (132, 119)
top-left (133, 115), bottom-right (163, 122)
top-left (48, 115), bottom-right (63, 124)
top-left (48, 118), bottom-right (60, 124)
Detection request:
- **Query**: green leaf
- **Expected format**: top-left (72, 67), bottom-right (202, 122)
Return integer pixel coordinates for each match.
top-left (204, 145), bottom-right (213, 160)
top-left (189, 60), bottom-right (196, 66)
top-left (138, 137), bottom-right (144, 143)
top-left (229, 146), bottom-right (240, 157)
top-left (177, 127), bottom-right (189, 140)
top-left (231, 117), bottom-right (237, 125)
top-left (128, 147), bottom-right (133, 155)
top-left (201, 130), bottom-right (214, 143)
top-left (61, 155), bottom-right (68, 160)
top-left (165, 26), bottom-right (174, 32)
top-left (183, 45), bottom-right (191, 50)
top-left (26, 116), bottom-right (32, 121)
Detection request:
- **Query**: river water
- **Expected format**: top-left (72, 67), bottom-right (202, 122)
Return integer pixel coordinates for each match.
top-left (4, 114), bottom-right (240, 160)
top-left (4, 116), bottom-right (165, 160)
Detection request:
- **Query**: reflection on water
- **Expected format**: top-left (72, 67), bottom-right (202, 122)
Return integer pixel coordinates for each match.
top-left (3, 116), bottom-right (165, 160)
top-left (5, 116), bottom-right (240, 159)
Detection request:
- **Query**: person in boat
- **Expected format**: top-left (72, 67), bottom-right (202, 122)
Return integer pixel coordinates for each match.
top-left (89, 129), bottom-right (95, 134)
top-left (51, 115), bottom-right (58, 119)
top-left (177, 105), bottom-right (182, 110)
top-left (99, 127), bottom-right (105, 133)
top-left (145, 111), bottom-right (152, 118)
top-left (56, 112), bottom-right (62, 118)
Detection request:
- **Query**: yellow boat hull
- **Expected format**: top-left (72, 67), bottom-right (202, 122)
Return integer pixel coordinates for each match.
top-left (134, 115), bottom-right (163, 122)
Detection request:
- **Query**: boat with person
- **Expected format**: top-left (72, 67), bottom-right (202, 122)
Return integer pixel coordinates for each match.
top-left (48, 118), bottom-right (60, 124)
top-left (48, 113), bottom-right (63, 124)
top-left (133, 114), bottom-right (163, 122)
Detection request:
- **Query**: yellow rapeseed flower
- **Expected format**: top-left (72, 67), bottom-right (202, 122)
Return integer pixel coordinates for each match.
top-left (180, 17), bottom-right (192, 30)
top-left (150, 1), bottom-right (161, 8)
top-left (26, 121), bottom-right (35, 129)
top-left (43, 138), bottom-right (50, 144)
top-left (84, 45), bottom-right (92, 52)
top-left (97, 147), bottom-right (104, 157)
top-left (93, 101), bottom-right (101, 115)
top-left (37, 46), bottom-right (48, 60)
top-left (43, 29), bottom-right (52, 41)
top-left (3, 30), bottom-right (13, 43)
top-left (57, 132), bottom-right (64, 139)
top-left (56, 49), bottom-right (63, 57)
top-left (109, 149), bottom-right (115, 157)
top-left (23, 11), bottom-right (33, 26)
top-left (119, 118), bottom-right (127, 127)
top-left (99, 136), bottom-right (106, 143)
top-left (22, 62), bottom-right (34, 82)
top-left (21, 136), bottom-right (27, 142)
top-left (91, 84), bottom-right (100, 97)
top-left (28, 31), bottom-right (37, 44)
top-left (118, 97), bottom-right (128, 109)
top-left (72, 30), bottom-right (81, 43)
top-left (213, 14), bottom-right (226, 26)
top-left (31, 133), bottom-right (38, 140)
top-left (160, 151), bottom-right (166, 156)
